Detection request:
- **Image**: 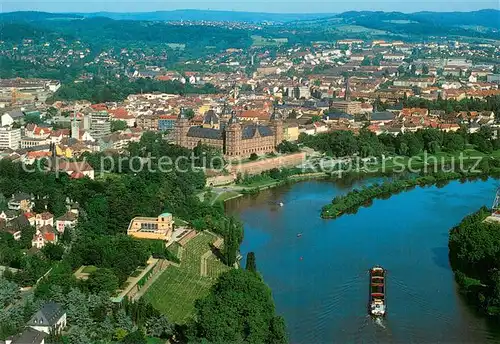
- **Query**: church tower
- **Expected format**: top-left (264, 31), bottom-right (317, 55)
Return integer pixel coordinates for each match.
top-left (174, 108), bottom-right (190, 148)
top-left (344, 75), bottom-right (351, 101)
top-left (270, 108), bottom-right (284, 148)
top-left (224, 111), bottom-right (242, 157)
top-left (71, 115), bottom-right (80, 140)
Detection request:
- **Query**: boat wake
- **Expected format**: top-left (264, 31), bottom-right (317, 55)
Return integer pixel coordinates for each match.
top-left (374, 317), bottom-right (386, 329)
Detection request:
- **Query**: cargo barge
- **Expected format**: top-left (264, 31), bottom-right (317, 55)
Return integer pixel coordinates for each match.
top-left (369, 266), bottom-right (386, 316)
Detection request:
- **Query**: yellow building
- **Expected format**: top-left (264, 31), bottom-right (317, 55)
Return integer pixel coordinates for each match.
top-left (284, 124), bottom-right (299, 142)
top-left (197, 104), bottom-right (211, 116)
top-left (127, 213), bottom-right (173, 241)
top-left (56, 145), bottom-right (73, 158)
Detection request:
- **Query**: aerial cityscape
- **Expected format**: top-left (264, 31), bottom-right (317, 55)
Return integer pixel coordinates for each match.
top-left (0, 3), bottom-right (499, 344)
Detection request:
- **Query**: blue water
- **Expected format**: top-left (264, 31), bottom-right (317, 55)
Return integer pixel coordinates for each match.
top-left (226, 178), bottom-right (500, 343)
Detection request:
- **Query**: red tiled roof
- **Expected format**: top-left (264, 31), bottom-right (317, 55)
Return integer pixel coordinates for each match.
top-left (34, 127), bottom-right (51, 135)
top-left (44, 232), bottom-right (56, 242)
top-left (59, 161), bottom-right (93, 172)
top-left (157, 75), bottom-right (172, 81)
top-left (51, 129), bottom-right (70, 137)
top-left (70, 172), bottom-right (86, 179)
top-left (240, 110), bottom-right (269, 120)
top-left (91, 103), bottom-right (107, 111)
top-left (38, 212), bottom-right (54, 220)
top-left (159, 115), bottom-right (177, 120)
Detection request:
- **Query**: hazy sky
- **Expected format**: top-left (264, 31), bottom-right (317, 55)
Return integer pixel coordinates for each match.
top-left (1, 0), bottom-right (498, 13)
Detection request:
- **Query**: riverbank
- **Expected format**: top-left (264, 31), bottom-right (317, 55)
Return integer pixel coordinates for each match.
top-left (214, 147), bottom-right (500, 208)
top-left (208, 172), bottom-right (328, 204)
top-left (321, 170), bottom-right (499, 219)
top-left (449, 207), bottom-right (500, 320)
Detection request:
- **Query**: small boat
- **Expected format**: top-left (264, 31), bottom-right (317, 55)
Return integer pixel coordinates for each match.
top-left (297, 233), bottom-right (302, 237)
top-left (278, 202), bottom-right (284, 207)
top-left (368, 266), bottom-right (386, 317)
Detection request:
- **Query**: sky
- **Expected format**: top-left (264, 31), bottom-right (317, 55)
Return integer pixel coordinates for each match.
top-left (1, 0), bottom-right (498, 13)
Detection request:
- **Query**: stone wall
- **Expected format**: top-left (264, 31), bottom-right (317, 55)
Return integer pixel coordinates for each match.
top-left (206, 174), bottom-right (237, 187)
top-left (228, 152), bottom-right (306, 176)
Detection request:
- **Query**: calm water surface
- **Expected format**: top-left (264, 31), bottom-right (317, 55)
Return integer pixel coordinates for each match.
top-left (226, 178), bottom-right (500, 343)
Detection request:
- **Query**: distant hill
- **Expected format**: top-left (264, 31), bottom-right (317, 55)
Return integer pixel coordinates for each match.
top-left (411, 9), bottom-right (500, 29)
top-left (1, 9), bottom-right (498, 28)
top-left (293, 9), bottom-right (500, 39)
top-left (333, 9), bottom-right (500, 29)
top-left (0, 9), bottom-right (498, 43)
top-left (75, 10), bottom-right (335, 23)
top-left (0, 11), bottom-right (82, 22)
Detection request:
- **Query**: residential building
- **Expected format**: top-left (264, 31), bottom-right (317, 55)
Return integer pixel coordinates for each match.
top-left (32, 225), bottom-right (58, 249)
top-left (0, 210), bottom-right (17, 222)
top-left (1, 109), bottom-right (24, 127)
top-left (127, 213), bottom-right (174, 241)
top-left (0, 126), bottom-right (21, 150)
top-left (394, 78), bottom-right (435, 88)
top-left (0, 219), bottom-right (22, 241)
top-left (8, 193), bottom-right (33, 212)
top-left (83, 112), bottom-right (111, 139)
top-left (158, 115), bottom-right (178, 131)
top-left (55, 211), bottom-right (78, 233)
top-left (57, 161), bottom-right (95, 179)
top-left (330, 101), bottom-right (362, 115)
top-left (296, 86), bottom-right (311, 99)
top-left (5, 328), bottom-right (47, 344)
top-left (26, 302), bottom-right (67, 334)
top-left (20, 137), bottom-right (50, 149)
top-left (284, 124), bottom-right (299, 142)
top-left (35, 212), bottom-right (54, 229)
top-left (136, 114), bottom-right (159, 131)
top-left (487, 74), bottom-right (500, 84)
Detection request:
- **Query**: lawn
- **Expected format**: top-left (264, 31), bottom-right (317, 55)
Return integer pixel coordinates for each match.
top-left (81, 265), bottom-right (97, 274)
top-left (143, 232), bottom-right (230, 323)
top-left (215, 191), bottom-right (241, 203)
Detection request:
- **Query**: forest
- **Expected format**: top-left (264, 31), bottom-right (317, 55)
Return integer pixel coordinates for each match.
top-left (299, 125), bottom-right (499, 158)
top-left (47, 77), bottom-right (220, 103)
top-left (0, 133), bottom-right (281, 343)
top-left (449, 207), bottom-right (500, 318)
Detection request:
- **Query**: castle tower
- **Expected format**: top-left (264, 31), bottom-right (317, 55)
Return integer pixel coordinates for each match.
top-left (270, 108), bottom-right (284, 147)
top-left (174, 108), bottom-right (190, 148)
top-left (224, 111), bottom-right (242, 157)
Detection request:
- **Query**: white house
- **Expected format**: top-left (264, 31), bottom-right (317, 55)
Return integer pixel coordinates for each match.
top-left (1, 109), bottom-right (24, 127)
top-left (31, 225), bottom-right (58, 249)
top-left (55, 211), bottom-right (78, 233)
top-left (35, 212), bottom-right (54, 229)
top-left (27, 302), bottom-right (67, 334)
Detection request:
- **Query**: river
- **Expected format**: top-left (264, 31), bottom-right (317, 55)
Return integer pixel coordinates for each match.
top-left (226, 177), bottom-right (500, 343)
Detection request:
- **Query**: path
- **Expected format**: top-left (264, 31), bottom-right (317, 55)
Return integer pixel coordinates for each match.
top-left (132, 261), bottom-right (171, 302)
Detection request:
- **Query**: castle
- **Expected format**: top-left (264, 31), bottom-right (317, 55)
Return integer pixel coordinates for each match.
top-left (174, 109), bottom-right (283, 158)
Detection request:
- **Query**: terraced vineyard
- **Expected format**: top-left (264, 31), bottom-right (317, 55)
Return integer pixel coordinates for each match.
top-left (143, 232), bottom-right (230, 323)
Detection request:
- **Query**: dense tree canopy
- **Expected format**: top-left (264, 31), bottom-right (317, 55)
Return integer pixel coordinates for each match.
top-left (47, 77), bottom-right (219, 103)
top-left (188, 269), bottom-right (287, 344)
top-left (299, 127), bottom-right (498, 158)
top-left (449, 207), bottom-right (500, 318)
